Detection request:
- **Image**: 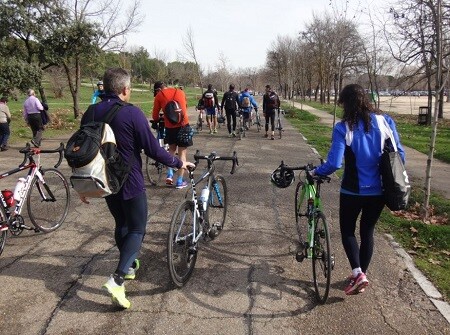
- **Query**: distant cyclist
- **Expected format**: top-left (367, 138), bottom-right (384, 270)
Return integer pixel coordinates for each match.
top-left (262, 85), bottom-right (280, 140)
top-left (91, 81), bottom-right (105, 104)
top-left (239, 87), bottom-right (258, 130)
top-left (221, 84), bottom-right (240, 137)
top-left (202, 84), bottom-right (220, 134)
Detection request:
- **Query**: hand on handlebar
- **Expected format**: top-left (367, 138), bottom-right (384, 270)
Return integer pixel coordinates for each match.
top-left (182, 161), bottom-right (196, 171)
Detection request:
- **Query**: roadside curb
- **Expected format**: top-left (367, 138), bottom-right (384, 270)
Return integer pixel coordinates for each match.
top-left (386, 233), bottom-right (450, 324)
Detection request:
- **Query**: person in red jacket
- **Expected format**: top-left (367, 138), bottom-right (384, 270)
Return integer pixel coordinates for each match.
top-left (152, 81), bottom-right (191, 189)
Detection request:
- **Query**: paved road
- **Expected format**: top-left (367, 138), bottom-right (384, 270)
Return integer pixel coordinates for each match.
top-left (0, 107), bottom-right (448, 335)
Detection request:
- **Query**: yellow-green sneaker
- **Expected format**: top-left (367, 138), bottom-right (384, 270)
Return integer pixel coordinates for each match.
top-left (102, 275), bottom-right (131, 309)
top-left (124, 259), bottom-right (140, 280)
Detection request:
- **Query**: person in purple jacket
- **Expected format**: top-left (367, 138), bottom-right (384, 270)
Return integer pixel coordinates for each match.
top-left (312, 84), bottom-right (405, 296)
top-left (79, 68), bottom-right (194, 309)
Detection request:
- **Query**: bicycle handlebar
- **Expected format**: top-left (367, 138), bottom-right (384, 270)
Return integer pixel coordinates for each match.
top-left (192, 150), bottom-right (239, 175)
top-left (279, 160), bottom-right (331, 184)
top-left (19, 142), bottom-right (65, 169)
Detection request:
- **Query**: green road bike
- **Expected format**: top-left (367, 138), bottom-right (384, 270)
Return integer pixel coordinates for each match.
top-left (274, 161), bottom-right (335, 303)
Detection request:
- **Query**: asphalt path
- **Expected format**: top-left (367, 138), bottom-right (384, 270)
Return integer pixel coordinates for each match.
top-left (0, 105), bottom-right (448, 335)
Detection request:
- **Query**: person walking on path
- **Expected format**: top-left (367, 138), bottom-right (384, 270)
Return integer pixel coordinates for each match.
top-left (79, 68), bottom-right (194, 309)
top-left (202, 84), bottom-right (220, 134)
top-left (23, 89), bottom-right (45, 148)
top-left (152, 81), bottom-right (192, 189)
top-left (239, 87), bottom-right (258, 130)
top-left (312, 84), bottom-right (406, 295)
top-left (221, 84), bottom-right (240, 137)
top-left (262, 85), bottom-right (280, 140)
top-left (0, 96), bottom-right (11, 151)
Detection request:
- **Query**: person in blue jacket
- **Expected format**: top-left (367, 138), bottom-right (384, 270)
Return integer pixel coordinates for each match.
top-left (312, 84), bottom-right (405, 296)
top-left (80, 68), bottom-right (194, 309)
top-left (239, 87), bottom-right (258, 130)
top-left (91, 80), bottom-right (105, 104)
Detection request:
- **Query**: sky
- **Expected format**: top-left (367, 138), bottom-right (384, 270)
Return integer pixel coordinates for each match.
top-left (125, 0), bottom-right (389, 72)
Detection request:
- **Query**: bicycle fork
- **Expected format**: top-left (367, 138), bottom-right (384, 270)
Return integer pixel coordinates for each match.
top-left (296, 198), bottom-right (315, 262)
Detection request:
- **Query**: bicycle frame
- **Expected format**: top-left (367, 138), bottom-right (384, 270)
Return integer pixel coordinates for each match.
top-left (0, 144), bottom-right (64, 218)
top-left (297, 172), bottom-right (323, 258)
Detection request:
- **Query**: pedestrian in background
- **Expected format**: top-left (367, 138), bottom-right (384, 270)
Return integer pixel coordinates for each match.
top-left (0, 96), bottom-right (11, 151)
top-left (221, 84), bottom-right (240, 137)
top-left (312, 84), bottom-right (406, 295)
top-left (23, 89), bottom-right (44, 148)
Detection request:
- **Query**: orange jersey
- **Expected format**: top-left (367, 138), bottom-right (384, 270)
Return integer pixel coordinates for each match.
top-left (152, 87), bottom-right (189, 128)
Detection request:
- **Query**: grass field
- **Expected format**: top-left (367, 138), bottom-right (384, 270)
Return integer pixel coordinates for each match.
top-left (5, 83), bottom-right (205, 145)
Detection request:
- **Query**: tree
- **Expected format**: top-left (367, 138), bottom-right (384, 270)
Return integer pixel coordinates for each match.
top-left (180, 26), bottom-right (203, 90)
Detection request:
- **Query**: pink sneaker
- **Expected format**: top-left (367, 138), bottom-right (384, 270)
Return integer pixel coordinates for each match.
top-left (344, 272), bottom-right (369, 295)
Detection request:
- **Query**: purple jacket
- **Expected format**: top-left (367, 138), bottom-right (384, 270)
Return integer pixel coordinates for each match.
top-left (80, 94), bottom-right (182, 200)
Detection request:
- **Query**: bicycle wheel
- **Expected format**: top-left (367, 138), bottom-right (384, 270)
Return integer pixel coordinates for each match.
top-left (0, 206), bottom-right (7, 256)
top-left (277, 119), bottom-right (282, 139)
top-left (197, 114), bottom-right (202, 131)
top-left (206, 175), bottom-right (227, 238)
top-left (294, 182), bottom-right (309, 257)
top-left (146, 156), bottom-right (163, 186)
top-left (27, 168), bottom-right (70, 233)
top-left (238, 119), bottom-right (243, 140)
top-left (167, 200), bottom-right (198, 287)
top-left (256, 114), bottom-right (261, 132)
top-left (312, 212), bottom-right (332, 304)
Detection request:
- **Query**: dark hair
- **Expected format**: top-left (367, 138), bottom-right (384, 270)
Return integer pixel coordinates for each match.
top-left (153, 81), bottom-right (165, 96)
top-left (0, 96), bottom-right (8, 103)
top-left (338, 84), bottom-right (376, 132)
top-left (207, 84), bottom-right (213, 90)
top-left (103, 68), bottom-right (130, 95)
top-left (229, 84), bottom-right (235, 90)
top-left (265, 85), bottom-right (271, 89)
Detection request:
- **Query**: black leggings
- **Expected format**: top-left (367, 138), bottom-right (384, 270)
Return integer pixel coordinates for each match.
top-left (265, 109), bottom-right (275, 132)
top-left (339, 193), bottom-right (384, 273)
top-left (225, 109), bottom-right (237, 133)
top-left (106, 192), bottom-right (148, 277)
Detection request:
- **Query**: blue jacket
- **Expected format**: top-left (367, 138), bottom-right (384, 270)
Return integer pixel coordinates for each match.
top-left (91, 89), bottom-right (105, 104)
top-left (314, 113), bottom-right (405, 196)
top-left (80, 94), bottom-right (182, 200)
top-left (239, 91), bottom-right (258, 112)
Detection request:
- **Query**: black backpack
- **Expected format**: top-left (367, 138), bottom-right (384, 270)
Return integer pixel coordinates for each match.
top-left (64, 102), bottom-right (132, 198)
top-left (224, 91), bottom-right (238, 110)
top-left (162, 89), bottom-right (183, 124)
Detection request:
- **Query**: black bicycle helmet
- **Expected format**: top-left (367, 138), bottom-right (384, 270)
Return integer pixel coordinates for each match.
top-left (271, 166), bottom-right (295, 188)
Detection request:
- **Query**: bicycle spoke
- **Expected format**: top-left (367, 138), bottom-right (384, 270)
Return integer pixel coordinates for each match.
top-left (27, 169), bottom-right (70, 233)
top-left (167, 200), bottom-right (197, 287)
top-left (312, 212), bottom-right (331, 304)
top-left (0, 206), bottom-right (7, 256)
top-left (206, 176), bottom-right (227, 238)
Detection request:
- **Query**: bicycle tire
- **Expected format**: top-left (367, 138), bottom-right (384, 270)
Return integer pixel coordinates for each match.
top-left (278, 119), bottom-right (282, 139)
top-left (294, 181), bottom-right (309, 253)
top-left (312, 212), bottom-right (332, 304)
top-left (167, 200), bottom-right (198, 287)
top-left (27, 168), bottom-right (70, 233)
top-left (256, 114), bottom-right (261, 132)
top-left (206, 175), bottom-right (227, 238)
top-left (0, 206), bottom-right (7, 256)
top-left (197, 115), bottom-right (202, 131)
top-left (238, 119), bottom-right (243, 140)
top-left (146, 156), bottom-right (163, 186)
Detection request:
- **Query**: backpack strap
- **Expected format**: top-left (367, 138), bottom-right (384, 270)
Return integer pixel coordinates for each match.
top-left (102, 102), bottom-right (126, 124)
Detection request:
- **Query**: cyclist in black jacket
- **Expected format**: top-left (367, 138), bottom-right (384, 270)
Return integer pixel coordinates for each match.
top-left (262, 85), bottom-right (280, 140)
top-left (221, 84), bottom-right (240, 137)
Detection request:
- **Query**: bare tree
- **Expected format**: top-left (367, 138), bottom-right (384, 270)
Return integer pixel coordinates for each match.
top-left (181, 26), bottom-right (204, 91)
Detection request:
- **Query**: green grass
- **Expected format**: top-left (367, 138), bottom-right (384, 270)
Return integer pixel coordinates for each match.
top-left (6, 83), bottom-right (205, 145)
top-left (285, 103), bottom-right (450, 301)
